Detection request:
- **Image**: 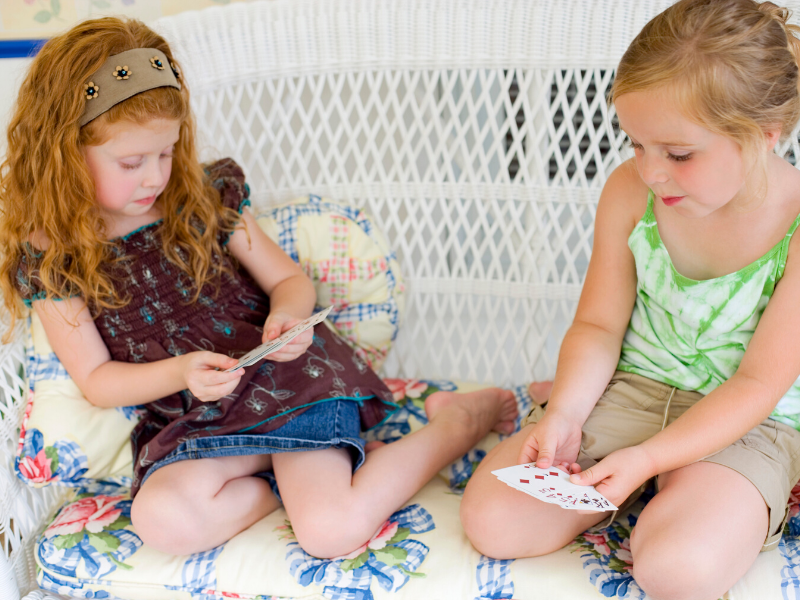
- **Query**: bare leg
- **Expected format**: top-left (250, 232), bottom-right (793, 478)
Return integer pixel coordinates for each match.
top-left (528, 381), bottom-right (553, 405)
top-left (460, 424), bottom-right (608, 558)
top-left (131, 453), bottom-right (281, 555)
top-left (630, 462), bottom-right (767, 600)
top-left (273, 388), bottom-right (517, 558)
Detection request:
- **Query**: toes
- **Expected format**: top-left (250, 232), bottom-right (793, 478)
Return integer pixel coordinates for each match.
top-left (364, 440), bottom-right (386, 453)
top-left (492, 420), bottom-right (516, 435)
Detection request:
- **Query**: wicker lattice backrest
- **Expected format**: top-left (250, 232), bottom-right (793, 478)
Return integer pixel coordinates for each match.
top-left (156, 0), bottom-right (776, 386)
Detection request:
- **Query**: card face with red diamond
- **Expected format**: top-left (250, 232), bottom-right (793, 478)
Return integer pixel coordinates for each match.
top-left (491, 463), bottom-right (618, 511)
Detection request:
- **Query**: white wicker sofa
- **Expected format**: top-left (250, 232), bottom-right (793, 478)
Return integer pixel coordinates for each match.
top-left (6, 1), bottom-right (800, 598)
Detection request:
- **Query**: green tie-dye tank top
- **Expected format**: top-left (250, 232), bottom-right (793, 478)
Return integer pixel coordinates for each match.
top-left (617, 190), bottom-right (800, 430)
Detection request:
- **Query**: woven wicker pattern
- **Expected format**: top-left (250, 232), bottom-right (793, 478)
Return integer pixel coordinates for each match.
top-left (154, 0), bottom-right (800, 386)
top-left (4, 0), bottom-right (800, 596)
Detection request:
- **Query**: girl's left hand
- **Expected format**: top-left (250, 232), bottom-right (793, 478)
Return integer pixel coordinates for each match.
top-left (567, 445), bottom-right (657, 513)
top-left (262, 311), bottom-right (314, 362)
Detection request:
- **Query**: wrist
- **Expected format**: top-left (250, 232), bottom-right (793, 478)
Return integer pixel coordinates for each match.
top-left (635, 441), bottom-right (661, 479)
top-left (176, 353), bottom-right (192, 389)
top-left (544, 402), bottom-right (587, 430)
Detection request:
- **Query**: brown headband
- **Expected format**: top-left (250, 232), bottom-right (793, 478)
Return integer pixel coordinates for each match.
top-left (80, 48), bottom-right (181, 127)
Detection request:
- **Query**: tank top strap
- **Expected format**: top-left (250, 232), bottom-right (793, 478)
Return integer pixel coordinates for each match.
top-left (775, 210), bottom-right (800, 281)
top-left (643, 189), bottom-right (656, 223)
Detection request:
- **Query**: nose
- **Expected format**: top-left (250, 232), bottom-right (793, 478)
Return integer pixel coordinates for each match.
top-left (638, 152), bottom-right (669, 186)
top-left (141, 158), bottom-right (165, 189)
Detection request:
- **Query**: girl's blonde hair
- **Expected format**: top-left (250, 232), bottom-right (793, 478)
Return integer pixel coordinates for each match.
top-left (0, 17), bottom-right (240, 341)
top-left (610, 0), bottom-right (800, 202)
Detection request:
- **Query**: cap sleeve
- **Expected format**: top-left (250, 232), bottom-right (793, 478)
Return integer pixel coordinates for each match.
top-left (14, 248), bottom-right (79, 308)
top-left (205, 158), bottom-right (251, 246)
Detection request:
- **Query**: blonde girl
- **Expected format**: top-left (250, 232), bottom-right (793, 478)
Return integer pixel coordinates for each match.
top-left (462, 1), bottom-right (800, 598)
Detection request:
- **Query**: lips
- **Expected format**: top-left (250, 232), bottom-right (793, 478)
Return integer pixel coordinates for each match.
top-left (660, 195), bottom-right (684, 207)
top-left (134, 195), bottom-right (156, 205)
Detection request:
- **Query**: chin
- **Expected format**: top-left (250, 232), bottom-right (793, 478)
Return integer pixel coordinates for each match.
top-left (671, 203), bottom-right (718, 220)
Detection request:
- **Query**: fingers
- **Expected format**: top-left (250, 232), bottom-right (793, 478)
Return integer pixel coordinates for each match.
top-left (201, 365), bottom-right (244, 386)
top-left (185, 352), bottom-right (244, 402)
top-left (263, 313), bottom-right (303, 343)
top-left (570, 465), bottom-right (600, 486)
top-left (569, 461), bottom-right (611, 492)
top-left (265, 324), bottom-right (281, 341)
top-left (196, 377), bottom-right (241, 402)
top-left (533, 430), bottom-right (557, 469)
top-left (517, 434), bottom-right (540, 465)
top-left (203, 352), bottom-right (242, 373)
top-left (267, 329), bottom-right (314, 362)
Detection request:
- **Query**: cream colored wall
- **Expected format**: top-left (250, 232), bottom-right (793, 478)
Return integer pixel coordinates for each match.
top-left (0, 57), bottom-right (31, 156)
top-left (0, 0), bottom-right (256, 40)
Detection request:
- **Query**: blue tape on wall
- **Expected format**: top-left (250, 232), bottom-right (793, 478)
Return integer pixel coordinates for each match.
top-left (0, 39), bottom-right (46, 59)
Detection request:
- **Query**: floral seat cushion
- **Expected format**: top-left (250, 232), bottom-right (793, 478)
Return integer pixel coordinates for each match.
top-left (35, 380), bottom-right (800, 600)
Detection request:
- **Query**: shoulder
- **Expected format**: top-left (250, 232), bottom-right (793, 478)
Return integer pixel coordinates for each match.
top-left (775, 158), bottom-right (800, 256)
top-left (204, 158), bottom-right (250, 212)
top-left (27, 229), bottom-right (51, 252)
top-left (596, 158), bottom-right (649, 234)
top-left (205, 157), bottom-right (247, 186)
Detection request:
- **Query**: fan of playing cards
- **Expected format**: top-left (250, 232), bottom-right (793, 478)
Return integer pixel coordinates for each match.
top-left (491, 463), bottom-right (618, 511)
top-left (225, 306), bottom-right (333, 372)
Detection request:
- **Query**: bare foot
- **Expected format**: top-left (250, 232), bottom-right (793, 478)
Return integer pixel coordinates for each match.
top-left (424, 388), bottom-right (518, 440)
top-left (528, 381), bottom-right (553, 406)
top-left (364, 440), bottom-right (386, 453)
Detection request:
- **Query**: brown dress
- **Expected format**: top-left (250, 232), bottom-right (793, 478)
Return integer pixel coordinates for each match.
top-left (16, 159), bottom-right (396, 495)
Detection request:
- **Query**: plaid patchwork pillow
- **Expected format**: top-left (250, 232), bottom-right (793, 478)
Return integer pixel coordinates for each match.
top-left (255, 195), bottom-right (405, 371)
top-left (15, 195), bottom-right (404, 488)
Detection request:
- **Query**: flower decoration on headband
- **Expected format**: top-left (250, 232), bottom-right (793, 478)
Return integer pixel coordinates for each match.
top-left (112, 65), bottom-right (131, 80)
top-left (150, 56), bottom-right (165, 70)
top-left (170, 61), bottom-right (180, 80)
top-left (84, 82), bottom-right (99, 100)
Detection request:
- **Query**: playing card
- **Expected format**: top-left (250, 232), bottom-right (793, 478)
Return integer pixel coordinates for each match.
top-left (491, 463), bottom-right (618, 511)
top-left (225, 306), bottom-right (333, 372)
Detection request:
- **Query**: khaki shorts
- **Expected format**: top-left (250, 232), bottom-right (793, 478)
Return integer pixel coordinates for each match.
top-left (522, 370), bottom-right (800, 551)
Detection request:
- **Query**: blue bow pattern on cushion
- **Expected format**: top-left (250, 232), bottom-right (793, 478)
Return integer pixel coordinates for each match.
top-left (280, 503), bottom-right (435, 600)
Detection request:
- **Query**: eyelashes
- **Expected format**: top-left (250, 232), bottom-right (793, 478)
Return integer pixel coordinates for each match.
top-left (624, 138), bottom-right (692, 162)
top-left (120, 153), bottom-right (174, 171)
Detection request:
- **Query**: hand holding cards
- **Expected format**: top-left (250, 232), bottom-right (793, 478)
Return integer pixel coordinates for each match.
top-left (491, 463), bottom-right (618, 511)
top-left (225, 306), bottom-right (333, 372)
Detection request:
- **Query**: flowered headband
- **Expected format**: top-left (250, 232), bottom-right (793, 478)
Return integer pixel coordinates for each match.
top-left (79, 48), bottom-right (181, 127)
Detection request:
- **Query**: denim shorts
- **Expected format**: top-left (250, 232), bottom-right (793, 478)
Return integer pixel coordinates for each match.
top-left (139, 398), bottom-right (366, 492)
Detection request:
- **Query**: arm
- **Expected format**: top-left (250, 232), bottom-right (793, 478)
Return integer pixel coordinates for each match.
top-left (519, 161), bottom-right (644, 464)
top-left (34, 297), bottom-right (243, 408)
top-left (226, 207), bottom-right (317, 357)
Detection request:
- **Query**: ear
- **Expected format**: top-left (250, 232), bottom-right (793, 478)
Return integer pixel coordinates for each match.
top-left (764, 127), bottom-right (782, 152)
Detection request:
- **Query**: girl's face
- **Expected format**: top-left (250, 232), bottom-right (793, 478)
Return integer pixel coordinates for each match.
top-left (84, 119), bottom-right (181, 224)
top-left (615, 89), bottom-right (748, 219)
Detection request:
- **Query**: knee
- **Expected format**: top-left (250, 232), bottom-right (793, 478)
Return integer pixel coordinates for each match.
top-left (460, 485), bottom-right (507, 557)
top-left (632, 539), bottom-right (716, 600)
top-left (460, 483), bottom-right (557, 559)
top-left (290, 502), bottom-right (382, 559)
top-left (131, 484), bottom-right (202, 555)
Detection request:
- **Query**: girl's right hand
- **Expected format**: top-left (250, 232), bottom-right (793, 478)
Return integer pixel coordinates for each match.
top-left (183, 351), bottom-right (245, 402)
top-left (517, 410), bottom-right (583, 470)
